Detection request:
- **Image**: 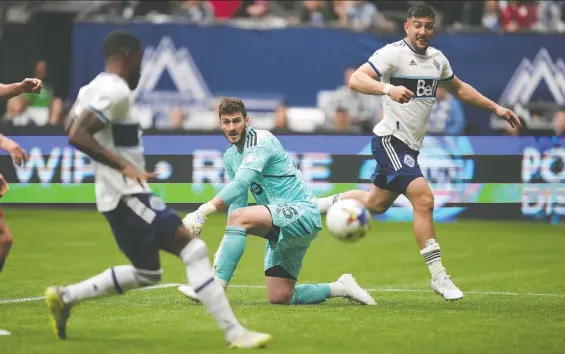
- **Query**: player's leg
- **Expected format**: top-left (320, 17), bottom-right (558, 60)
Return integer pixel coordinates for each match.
top-left (264, 205), bottom-right (376, 305)
top-left (382, 135), bottom-right (462, 301)
top-left (214, 205), bottom-right (275, 288)
top-left (405, 177), bottom-right (463, 301)
top-left (317, 184), bottom-right (398, 214)
top-left (177, 205), bottom-right (271, 299)
top-left (0, 209), bottom-right (13, 273)
top-left (264, 246), bottom-right (375, 306)
top-left (151, 197), bottom-right (270, 348)
top-left (317, 135), bottom-right (400, 214)
top-left (45, 198), bottom-right (165, 339)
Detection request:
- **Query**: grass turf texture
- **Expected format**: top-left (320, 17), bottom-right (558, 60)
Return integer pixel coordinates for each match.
top-left (0, 208), bottom-right (563, 354)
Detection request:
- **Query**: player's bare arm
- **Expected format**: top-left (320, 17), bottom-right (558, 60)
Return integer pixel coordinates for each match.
top-left (0, 78), bottom-right (42, 100)
top-left (441, 76), bottom-right (521, 128)
top-left (68, 111), bottom-right (125, 170)
top-left (68, 110), bottom-right (155, 185)
top-left (0, 134), bottom-right (28, 166)
top-left (350, 64), bottom-right (415, 104)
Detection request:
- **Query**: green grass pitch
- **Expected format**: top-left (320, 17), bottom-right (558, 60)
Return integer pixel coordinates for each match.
top-left (0, 208), bottom-right (564, 354)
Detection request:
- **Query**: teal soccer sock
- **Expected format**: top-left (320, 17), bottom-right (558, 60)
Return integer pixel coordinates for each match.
top-left (291, 284), bottom-right (331, 304)
top-left (215, 226), bottom-right (247, 284)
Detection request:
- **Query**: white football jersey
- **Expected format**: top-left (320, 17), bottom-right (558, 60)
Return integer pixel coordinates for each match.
top-left (368, 39), bottom-right (455, 151)
top-left (72, 72), bottom-right (150, 212)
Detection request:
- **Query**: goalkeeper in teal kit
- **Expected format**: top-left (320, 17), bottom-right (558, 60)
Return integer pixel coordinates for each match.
top-left (179, 97), bottom-right (375, 305)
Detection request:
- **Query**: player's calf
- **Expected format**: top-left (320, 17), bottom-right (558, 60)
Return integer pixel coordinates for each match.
top-left (0, 221), bottom-right (13, 272)
top-left (61, 265), bottom-right (162, 304)
top-left (405, 178), bottom-right (463, 301)
top-left (317, 186), bottom-right (397, 215)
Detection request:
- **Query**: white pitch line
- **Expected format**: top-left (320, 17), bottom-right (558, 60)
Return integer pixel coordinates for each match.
top-left (1, 283), bottom-right (563, 305)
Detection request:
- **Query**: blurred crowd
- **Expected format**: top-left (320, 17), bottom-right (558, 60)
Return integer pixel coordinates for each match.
top-left (85, 1), bottom-right (565, 33)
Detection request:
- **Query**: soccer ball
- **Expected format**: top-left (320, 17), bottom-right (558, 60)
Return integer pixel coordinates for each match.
top-left (325, 199), bottom-right (371, 243)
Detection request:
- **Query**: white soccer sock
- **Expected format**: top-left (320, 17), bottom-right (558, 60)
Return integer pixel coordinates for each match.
top-left (329, 282), bottom-right (347, 297)
top-left (420, 239), bottom-right (447, 281)
top-left (63, 265), bottom-right (161, 304)
top-left (317, 193), bottom-right (341, 213)
top-left (214, 275), bottom-right (229, 290)
top-left (180, 238), bottom-right (244, 342)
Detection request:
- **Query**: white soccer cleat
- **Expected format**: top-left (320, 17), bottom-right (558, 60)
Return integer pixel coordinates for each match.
top-left (178, 285), bottom-right (201, 303)
top-left (337, 274), bottom-right (376, 305)
top-left (431, 275), bottom-right (464, 301)
top-left (228, 329), bottom-right (272, 349)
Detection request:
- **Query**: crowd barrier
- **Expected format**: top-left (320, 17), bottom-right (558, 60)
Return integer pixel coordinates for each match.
top-left (1, 135), bottom-right (563, 222)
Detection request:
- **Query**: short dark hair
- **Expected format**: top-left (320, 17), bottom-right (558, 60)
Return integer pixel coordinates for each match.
top-left (218, 97), bottom-right (247, 119)
top-left (407, 4), bottom-right (436, 21)
top-left (103, 30), bottom-right (142, 59)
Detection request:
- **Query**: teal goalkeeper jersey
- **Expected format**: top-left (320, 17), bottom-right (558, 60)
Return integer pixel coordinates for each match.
top-left (223, 127), bottom-right (317, 209)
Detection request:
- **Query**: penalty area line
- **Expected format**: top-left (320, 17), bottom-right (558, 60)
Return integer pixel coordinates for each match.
top-left (1, 283), bottom-right (563, 304)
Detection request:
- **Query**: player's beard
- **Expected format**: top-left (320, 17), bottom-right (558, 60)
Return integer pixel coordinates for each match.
top-left (414, 37), bottom-right (429, 52)
top-left (225, 129), bottom-right (246, 145)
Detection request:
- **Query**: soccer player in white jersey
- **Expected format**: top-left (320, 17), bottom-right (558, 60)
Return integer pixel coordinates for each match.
top-left (44, 30), bottom-right (271, 348)
top-left (317, 4), bottom-right (521, 301)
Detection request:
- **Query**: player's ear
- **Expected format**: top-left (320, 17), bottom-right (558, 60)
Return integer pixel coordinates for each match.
top-left (404, 21), bottom-right (409, 35)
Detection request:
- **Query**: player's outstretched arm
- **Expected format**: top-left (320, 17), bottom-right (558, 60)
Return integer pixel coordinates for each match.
top-left (199, 168), bottom-right (259, 216)
top-left (183, 168), bottom-right (257, 235)
top-left (0, 78), bottom-right (42, 100)
top-left (441, 76), bottom-right (522, 128)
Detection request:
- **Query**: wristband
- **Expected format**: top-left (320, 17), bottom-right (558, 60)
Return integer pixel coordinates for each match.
top-left (383, 84), bottom-right (392, 96)
top-left (198, 201), bottom-right (217, 217)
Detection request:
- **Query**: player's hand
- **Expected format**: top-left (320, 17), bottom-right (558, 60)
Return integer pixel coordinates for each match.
top-left (182, 210), bottom-right (206, 237)
top-left (121, 163), bottom-right (157, 187)
top-left (19, 78), bottom-right (42, 94)
top-left (388, 85), bottom-right (415, 104)
top-left (212, 235), bottom-right (227, 271)
top-left (494, 105), bottom-right (521, 128)
top-left (8, 144), bottom-right (29, 166)
top-left (0, 173), bottom-right (9, 197)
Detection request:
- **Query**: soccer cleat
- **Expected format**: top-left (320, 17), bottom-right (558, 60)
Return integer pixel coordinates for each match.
top-left (431, 275), bottom-right (464, 301)
top-left (337, 274), bottom-right (376, 305)
top-left (178, 285), bottom-right (201, 303)
top-left (45, 286), bottom-right (72, 339)
top-left (228, 330), bottom-right (272, 349)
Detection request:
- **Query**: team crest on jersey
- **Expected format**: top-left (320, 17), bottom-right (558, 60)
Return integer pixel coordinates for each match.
top-left (149, 195), bottom-right (166, 211)
top-left (250, 182), bottom-right (263, 195)
top-left (433, 58), bottom-right (440, 72)
top-left (404, 155), bottom-right (415, 168)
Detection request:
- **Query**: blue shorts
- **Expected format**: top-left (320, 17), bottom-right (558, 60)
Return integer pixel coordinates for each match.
top-left (370, 134), bottom-right (423, 194)
top-left (103, 193), bottom-right (182, 269)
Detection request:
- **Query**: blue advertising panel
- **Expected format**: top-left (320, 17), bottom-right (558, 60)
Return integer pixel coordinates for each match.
top-left (72, 23), bottom-right (565, 133)
top-left (1, 135), bottom-right (563, 222)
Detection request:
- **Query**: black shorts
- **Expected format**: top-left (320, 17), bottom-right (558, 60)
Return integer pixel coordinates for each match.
top-left (103, 193), bottom-right (182, 268)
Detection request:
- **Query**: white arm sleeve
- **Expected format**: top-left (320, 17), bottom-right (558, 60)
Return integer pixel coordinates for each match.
top-left (439, 54), bottom-right (455, 82)
top-left (75, 84), bottom-right (130, 124)
top-left (367, 45), bottom-right (397, 78)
